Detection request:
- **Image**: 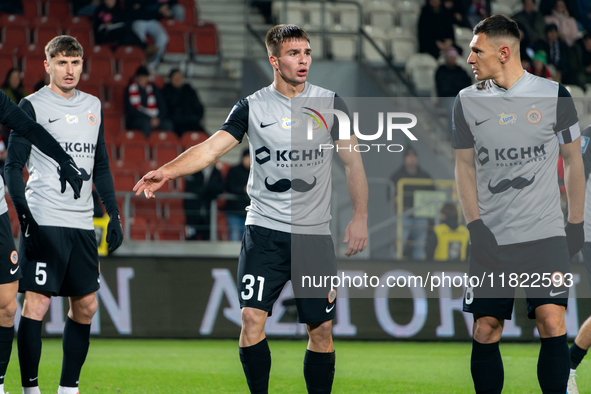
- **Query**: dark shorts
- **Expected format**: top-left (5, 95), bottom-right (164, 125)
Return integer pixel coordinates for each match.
top-left (463, 236), bottom-right (570, 320)
top-left (237, 225), bottom-right (337, 324)
top-left (19, 226), bottom-right (100, 297)
top-left (0, 212), bottom-right (20, 284)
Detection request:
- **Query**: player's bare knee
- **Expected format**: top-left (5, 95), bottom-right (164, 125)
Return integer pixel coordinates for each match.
top-left (241, 308), bottom-right (266, 332)
top-left (307, 320), bottom-right (333, 347)
top-left (69, 295), bottom-right (98, 323)
top-left (537, 317), bottom-right (566, 338)
top-left (0, 298), bottom-right (17, 321)
top-left (473, 316), bottom-right (503, 343)
top-left (22, 292), bottom-right (51, 320)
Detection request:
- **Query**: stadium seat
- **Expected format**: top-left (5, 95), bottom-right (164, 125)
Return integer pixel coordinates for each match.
top-left (22, 1), bottom-right (42, 19)
top-left (363, 26), bottom-right (388, 62)
top-left (103, 115), bottom-right (124, 141)
top-left (30, 16), bottom-right (62, 45)
top-left (178, 0), bottom-right (197, 23)
top-left (307, 34), bottom-right (326, 59)
top-left (330, 36), bottom-right (358, 60)
top-left (148, 131), bottom-right (179, 146)
top-left (0, 42), bottom-right (18, 56)
top-left (405, 53), bottom-right (438, 95)
top-left (88, 44), bottom-right (113, 59)
top-left (67, 27), bottom-right (93, 50)
top-left (132, 198), bottom-right (161, 224)
top-left (118, 58), bottom-right (144, 81)
top-left (18, 43), bottom-right (45, 58)
top-left (327, 3), bottom-right (360, 32)
top-left (365, 1), bottom-right (396, 29)
top-left (86, 57), bottom-right (114, 81)
top-left (0, 55), bottom-right (17, 84)
top-left (454, 26), bottom-right (473, 62)
top-left (153, 144), bottom-right (181, 166)
top-left (154, 225), bottom-right (185, 241)
top-left (117, 130), bottom-right (147, 145)
top-left (151, 74), bottom-right (165, 89)
top-left (215, 161), bottom-right (231, 178)
top-left (217, 212), bottom-right (229, 241)
top-left (192, 21), bottom-right (219, 59)
top-left (114, 45), bottom-right (145, 62)
top-left (491, 2), bottom-right (513, 16)
top-left (162, 198), bottom-right (185, 225)
top-left (104, 73), bottom-right (127, 112)
top-left (163, 29), bottom-right (189, 62)
top-left (45, 0), bottom-right (71, 17)
top-left (180, 131), bottom-right (209, 149)
top-left (128, 216), bottom-right (153, 240)
top-left (387, 26), bottom-right (417, 65)
top-left (2, 26), bottom-right (29, 48)
top-left (62, 16), bottom-right (93, 31)
top-left (22, 55), bottom-right (48, 89)
top-left (119, 142), bottom-right (150, 165)
top-left (396, 1), bottom-right (420, 36)
top-left (0, 14), bottom-right (28, 28)
top-left (77, 73), bottom-right (104, 99)
top-left (112, 168), bottom-right (137, 191)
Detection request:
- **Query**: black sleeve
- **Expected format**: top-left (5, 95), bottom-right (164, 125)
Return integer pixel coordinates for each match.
top-left (220, 98), bottom-right (249, 143)
top-left (331, 94), bottom-right (354, 142)
top-left (555, 84), bottom-right (580, 144)
top-left (581, 125), bottom-right (591, 180)
top-left (0, 95), bottom-right (70, 164)
top-left (451, 95), bottom-right (474, 149)
top-left (93, 109), bottom-right (119, 217)
top-left (5, 133), bottom-right (32, 219)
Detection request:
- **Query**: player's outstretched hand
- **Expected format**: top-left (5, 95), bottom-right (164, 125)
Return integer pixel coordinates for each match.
top-left (133, 170), bottom-right (167, 199)
top-left (343, 219), bottom-right (368, 257)
top-left (565, 221), bottom-right (584, 257)
top-left (467, 219), bottom-right (499, 269)
top-left (107, 214), bottom-right (124, 253)
top-left (58, 158), bottom-right (83, 199)
top-left (19, 210), bottom-right (42, 260)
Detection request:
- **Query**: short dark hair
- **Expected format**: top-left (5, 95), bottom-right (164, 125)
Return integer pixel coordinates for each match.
top-left (45, 35), bottom-right (83, 59)
top-left (473, 15), bottom-right (521, 42)
top-left (265, 24), bottom-right (309, 57)
top-left (440, 203), bottom-right (458, 220)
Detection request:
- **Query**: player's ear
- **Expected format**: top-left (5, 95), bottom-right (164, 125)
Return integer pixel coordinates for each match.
top-left (43, 59), bottom-right (50, 74)
top-left (269, 55), bottom-right (279, 70)
top-left (499, 45), bottom-right (510, 64)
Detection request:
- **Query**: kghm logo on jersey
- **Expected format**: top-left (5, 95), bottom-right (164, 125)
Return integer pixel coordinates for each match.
top-left (499, 113), bottom-right (516, 125)
top-left (282, 118), bottom-right (299, 129)
top-left (478, 144), bottom-right (546, 167)
top-left (66, 114), bottom-right (78, 124)
top-left (527, 109), bottom-right (542, 124)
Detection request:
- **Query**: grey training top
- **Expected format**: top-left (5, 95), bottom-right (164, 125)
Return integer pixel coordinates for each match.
top-left (452, 71), bottom-right (579, 245)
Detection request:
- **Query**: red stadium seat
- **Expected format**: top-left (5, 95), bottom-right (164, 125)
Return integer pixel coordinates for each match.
top-left (148, 131), bottom-right (178, 146)
top-left (154, 225), bottom-right (185, 241)
top-left (67, 27), bottom-right (93, 50)
top-left (192, 21), bottom-right (219, 56)
top-left (163, 30), bottom-right (189, 62)
top-left (104, 73), bottom-right (127, 112)
top-left (18, 43), bottom-right (45, 58)
top-left (113, 45), bottom-right (145, 61)
top-left (117, 130), bottom-right (147, 145)
top-left (62, 16), bottom-right (93, 31)
top-left (119, 142), bottom-right (149, 164)
top-left (180, 131), bottom-right (209, 149)
top-left (86, 57), bottom-right (114, 81)
top-left (151, 74), bottom-right (165, 89)
top-left (162, 198), bottom-right (185, 225)
top-left (22, 1), bottom-right (42, 19)
top-left (153, 144), bottom-right (181, 166)
top-left (118, 58), bottom-right (144, 81)
top-left (29, 16), bottom-right (61, 30)
top-left (88, 44), bottom-right (113, 59)
top-left (2, 26), bottom-right (29, 48)
top-left (129, 216), bottom-right (153, 240)
top-left (0, 42), bottom-right (18, 56)
top-left (30, 17), bottom-right (61, 45)
top-left (21, 55), bottom-right (48, 88)
top-left (45, 0), bottom-right (71, 17)
top-left (0, 55), bottom-right (17, 85)
top-left (217, 212), bottom-right (229, 241)
top-left (103, 115), bottom-right (124, 140)
top-left (178, 0), bottom-right (196, 23)
top-left (132, 198), bottom-right (161, 224)
top-left (215, 161), bottom-right (231, 178)
top-left (112, 168), bottom-right (137, 191)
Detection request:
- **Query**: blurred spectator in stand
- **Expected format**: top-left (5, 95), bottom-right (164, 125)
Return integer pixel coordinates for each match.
top-left (94, 0), bottom-right (145, 47)
top-left (518, 22), bottom-right (535, 69)
top-left (527, 50), bottom-right (554, 79)
top-left (252, 1), bottom-right (274, 24)
top-left (161, 69), bottom-right (206, 136)
top-left (126, 0), bottom-right (169, 68)
top-left (577, 0), bottom-right (591, 33)
top-left (73, 0), bottom-right (101, 16)
top-left (0, 0), bottom-right (22, 14)
top-left (426, 203), bottom-right (469, 261)
top-left (125, 65), bottom-right (173, 138)
top-left (534, 24), bottom-right (569, 82)
top-left (576, 33), bottom-right (591, 85)
top-left (443, 0), bottom-right (468, 27)
top-left (466, 0), bottom-right (488, 28)
top-left (184, 164), bottom-right (224, 240)
top-left (435, 47), bottom-right (471, 136)
top-left (389, 146), bottom-right (434, 260)
top-left (156, 0), bottom-right (185, 22)
top-left (512, 0), bottom-right (547, 45)
top-left (33, 74), bottom-right (50, 93)
top-left (418, 0), bottom-right (456, 59)
top-left (545, 0), bottom-right (581, 46)
top-left (225, 150), bottom-right (250, 242)
top-left (1, 69), bottom-right (28, 104)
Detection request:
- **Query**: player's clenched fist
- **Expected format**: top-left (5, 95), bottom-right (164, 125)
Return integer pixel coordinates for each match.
top-left (467, 219), bottom-right (499, 269)
top-left (133, 170), bottom-right (168, 199)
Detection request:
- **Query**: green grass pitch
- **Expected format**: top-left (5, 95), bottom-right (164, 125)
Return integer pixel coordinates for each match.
top-left (2, 339), bottom-right (589, 393)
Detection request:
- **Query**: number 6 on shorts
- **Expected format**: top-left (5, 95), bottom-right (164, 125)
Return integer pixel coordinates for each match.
top-left (241, 274), bottom-right (265, 301)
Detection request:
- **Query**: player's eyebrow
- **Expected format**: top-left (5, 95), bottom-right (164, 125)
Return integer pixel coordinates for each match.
top-left (470, 45), bottom-right (483, 52)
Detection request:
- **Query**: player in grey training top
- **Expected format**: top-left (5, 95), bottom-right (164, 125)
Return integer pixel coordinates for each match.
top-left (452, 15), bottom-right (584, 394)
top-left (134, 24), bottom-right (368, 393)
top-left (4, 35), bottom-right (123, 394)
top-left (566, 125), bottom-right (591, 394)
